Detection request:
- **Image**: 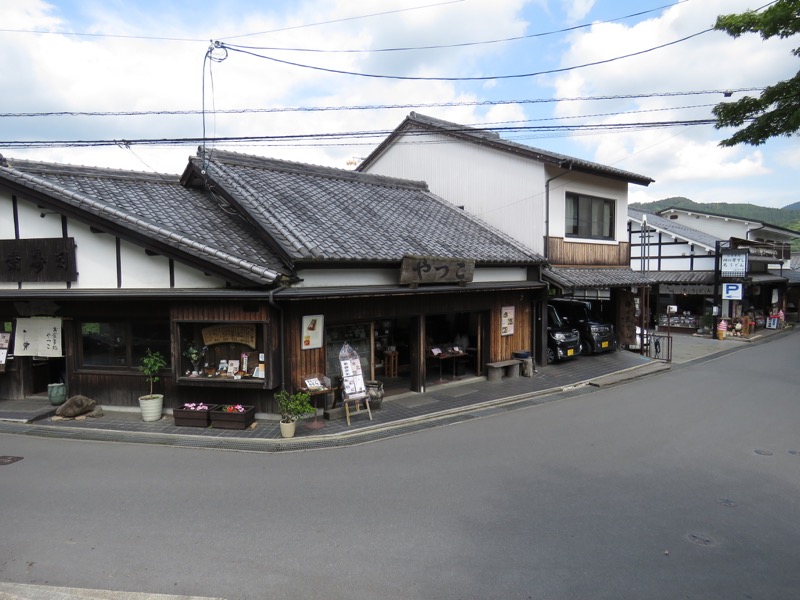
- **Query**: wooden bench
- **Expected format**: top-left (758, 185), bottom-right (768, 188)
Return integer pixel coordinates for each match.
top-left (485, 359), bottom-right (522, 382)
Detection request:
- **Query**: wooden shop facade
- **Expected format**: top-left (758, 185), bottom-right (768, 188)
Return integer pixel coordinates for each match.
top-left (0, 151), bottom-right (547, 414)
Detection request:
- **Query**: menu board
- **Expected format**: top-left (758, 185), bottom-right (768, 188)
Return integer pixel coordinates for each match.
top-left (0, 331), bottom-right (10, 367)
top-left (339, 342), bottom-right (366, 400)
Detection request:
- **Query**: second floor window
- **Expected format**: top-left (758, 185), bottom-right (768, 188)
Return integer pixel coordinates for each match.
top-left (565, 192), bottom-right (615, 240)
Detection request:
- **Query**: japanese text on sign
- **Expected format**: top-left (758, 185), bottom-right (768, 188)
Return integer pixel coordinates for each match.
top-left (399, 256), bottom-right (475, 285)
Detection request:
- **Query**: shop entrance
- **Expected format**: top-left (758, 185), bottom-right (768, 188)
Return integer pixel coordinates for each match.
top-left (324, 311), bottom-right (484, 399)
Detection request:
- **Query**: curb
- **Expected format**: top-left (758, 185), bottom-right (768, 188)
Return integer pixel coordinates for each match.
top-left (0, 360), bottom-right (665, 453)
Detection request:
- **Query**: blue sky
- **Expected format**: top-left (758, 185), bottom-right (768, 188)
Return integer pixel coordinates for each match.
top-left (1, 0), bottom-right (798, 208)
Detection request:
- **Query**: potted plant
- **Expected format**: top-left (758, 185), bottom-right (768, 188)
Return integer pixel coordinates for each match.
top-left (138, 348), bottom-right (167, 422)
top-left (173, 402), bottom-right (218, 427)
top-left (183, 342), bottom-right (206, 377)
top-left (274, 389), bottom-right (316, 438)
top-left (209, 403), bottom-right (256, 430)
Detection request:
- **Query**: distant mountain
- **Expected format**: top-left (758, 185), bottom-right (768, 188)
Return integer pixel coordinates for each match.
top-left (630, 197), bottom-right (800, 233)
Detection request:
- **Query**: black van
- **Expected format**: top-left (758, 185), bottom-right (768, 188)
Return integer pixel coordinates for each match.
top-left (547, 304), bottom-right (581, 363)
top-left (549, 298), bottom-right (615, 356)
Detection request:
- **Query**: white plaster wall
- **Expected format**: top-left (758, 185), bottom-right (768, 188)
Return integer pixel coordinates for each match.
top-left (173, 263), bottom-right (227, 288)
top-left (296, 266), bottom-right (529, 287)
top-left (663, 213), bottom-right (748, 240)
top-left (67, 220), bottom-right (119, 288)
top-left (119, 239), bottom-right (171, 288)
top-left (364, 133), bottom-right (547, 253)
top-left (296, 269), bottom-right (400, 287)
top-left (548, 170), bottom-right (629, 242)
top-left (0, 194), bottom-right (14, 239)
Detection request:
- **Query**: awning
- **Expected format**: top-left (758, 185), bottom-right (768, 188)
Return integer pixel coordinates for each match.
top-left (645, 271), bottom-right (716, 285)
top-left (543, 267), bottom-right (652, 291)
top-left (273, 280), bottom-right (548, 300)
top-left (748, 273), bottom-right (787, 285)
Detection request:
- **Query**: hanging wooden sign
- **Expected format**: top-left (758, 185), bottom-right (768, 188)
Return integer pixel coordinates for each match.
top-left (201, 324), bottom-right (257, 348)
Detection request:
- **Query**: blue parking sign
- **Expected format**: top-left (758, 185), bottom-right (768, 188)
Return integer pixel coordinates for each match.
top-left (722, 283), bottom-right (743, 300)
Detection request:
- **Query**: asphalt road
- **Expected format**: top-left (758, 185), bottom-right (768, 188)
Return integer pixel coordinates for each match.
top-left (1, 331), bottom-right (799, 599)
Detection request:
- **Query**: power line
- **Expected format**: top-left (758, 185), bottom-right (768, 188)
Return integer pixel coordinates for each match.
top-left (224, 1), bottom-right (689, 53)
top-left (0, 118), bottom-right (730, 149)
top-left (215, 27), bottom-right (714, 81)
top-left (0, 88), bottom-right (762, 118)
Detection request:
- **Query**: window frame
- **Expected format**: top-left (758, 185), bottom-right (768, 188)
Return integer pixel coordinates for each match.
top-left (77, 319), bottom-right (171, 372)
top-left (565, 192), bottom-right (616, 241)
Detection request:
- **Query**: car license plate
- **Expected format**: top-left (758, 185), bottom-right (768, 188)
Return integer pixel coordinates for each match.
top-left (601, 341), bottom-right (609, 348)
top-left (567, 349), bottom-right (573, 356)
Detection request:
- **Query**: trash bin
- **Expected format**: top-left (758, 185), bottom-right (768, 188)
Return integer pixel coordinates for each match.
top-left (48, 383), bottom-right (67, 406)
top-left (512, 351), bottom-right (533, 377)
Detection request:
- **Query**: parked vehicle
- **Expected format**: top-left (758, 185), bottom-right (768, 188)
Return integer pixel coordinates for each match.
top-left (547, 305), bottom-right (581, 363)
top-left (549, 298), bottom-right (615, 356)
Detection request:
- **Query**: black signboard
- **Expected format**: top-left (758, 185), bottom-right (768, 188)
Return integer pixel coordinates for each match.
top-left (0, 238), bottom-right (78, 282)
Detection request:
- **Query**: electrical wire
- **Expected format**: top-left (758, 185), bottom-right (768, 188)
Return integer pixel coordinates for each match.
top-left (0, 118), bottom-right (736, 150)
top-left (215, 27), bottom-right (715, 82)
top-left (0, 89), bottom-right (762, 119)
top-left (223, 1), bottom-right (689, 54)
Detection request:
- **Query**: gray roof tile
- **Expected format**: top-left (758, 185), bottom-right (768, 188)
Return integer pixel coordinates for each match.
top-left (188, 149), bottom-right (545, 265)
top-left (544, 267), bottom-right (653, 290)
top-left (0, 158), bottom-right (286, 285)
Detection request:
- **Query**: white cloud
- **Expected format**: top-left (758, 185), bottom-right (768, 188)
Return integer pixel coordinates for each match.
top-left (547, 0), bottom-right (798, 206)
top-left (560, 0), bottom-right (595, 23)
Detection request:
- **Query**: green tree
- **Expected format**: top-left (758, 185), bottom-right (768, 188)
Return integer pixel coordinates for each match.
top-left (712, 0), bottom-right (800, 146)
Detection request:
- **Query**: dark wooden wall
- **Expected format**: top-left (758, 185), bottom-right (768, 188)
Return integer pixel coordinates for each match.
top-left (281, 289), bottom-right (538, 391)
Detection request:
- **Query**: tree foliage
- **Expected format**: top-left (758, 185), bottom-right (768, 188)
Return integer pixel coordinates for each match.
top-left (712, 0), bottom-right (800, 146)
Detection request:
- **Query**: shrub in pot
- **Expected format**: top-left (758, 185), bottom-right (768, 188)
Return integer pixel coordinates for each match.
top-left (138, 348), bottom-right (167, 422)
top-left (274, 389), bottom-right (316, 438)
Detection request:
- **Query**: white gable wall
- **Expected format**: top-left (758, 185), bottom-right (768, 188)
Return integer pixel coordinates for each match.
top-left (364, 132), bottom-right (546, 253)
top-left (364, 132), bottom-right (633, 255)
top-left (0, 191), bottom-right (229, 290)
top-left (628, 218), bottom-right (716, 272)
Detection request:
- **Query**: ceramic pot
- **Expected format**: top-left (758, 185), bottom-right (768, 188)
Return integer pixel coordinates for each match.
top-left (280, 419), bottom-right (297, 438)
top-left (138, 394), bottom-right (164, 422)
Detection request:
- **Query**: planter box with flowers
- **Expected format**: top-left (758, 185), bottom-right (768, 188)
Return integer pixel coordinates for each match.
top-left (173, 403), bottom-right (218, 427)
top-left (210, 404), bottom-right (256, 430)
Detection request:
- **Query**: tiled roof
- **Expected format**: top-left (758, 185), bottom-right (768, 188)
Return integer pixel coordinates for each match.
top-left (644, 271), bottom-right (716, 284)
top-left (184, 148), bottom-right (545, 265)
top-left (628, 208), bottom-right (720, 251)
top-left (770, 268), bottom-right (800, 285)
top-left (0, 157), bottom-right (286, 285)
top-left (544, 267), bottom-right (653, 290)
top-left (359, 112), bottom-right (654, 186)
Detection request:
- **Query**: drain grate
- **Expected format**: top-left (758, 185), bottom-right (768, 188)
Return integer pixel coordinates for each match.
top-left (0, 456), bottom-right (23, 465)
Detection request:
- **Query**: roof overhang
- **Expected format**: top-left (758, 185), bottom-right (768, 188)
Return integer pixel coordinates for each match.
top-left (272, 280), bottom-right (547, 300)
top-left (543, 267), bottom-right (652, 291)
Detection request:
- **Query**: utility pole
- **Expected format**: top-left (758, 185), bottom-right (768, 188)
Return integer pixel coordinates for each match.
top-left (713, 240), bottom-right (722, 340)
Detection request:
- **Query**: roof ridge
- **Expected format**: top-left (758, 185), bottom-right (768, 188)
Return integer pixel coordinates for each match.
top-left (2, 156), bottom-right (179, 182)
top-left (197, 147), bottom-right (429, 191)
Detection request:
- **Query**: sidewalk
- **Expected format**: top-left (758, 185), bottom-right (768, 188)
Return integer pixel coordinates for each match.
top-left (0, 328), bottom-right (792, 452)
